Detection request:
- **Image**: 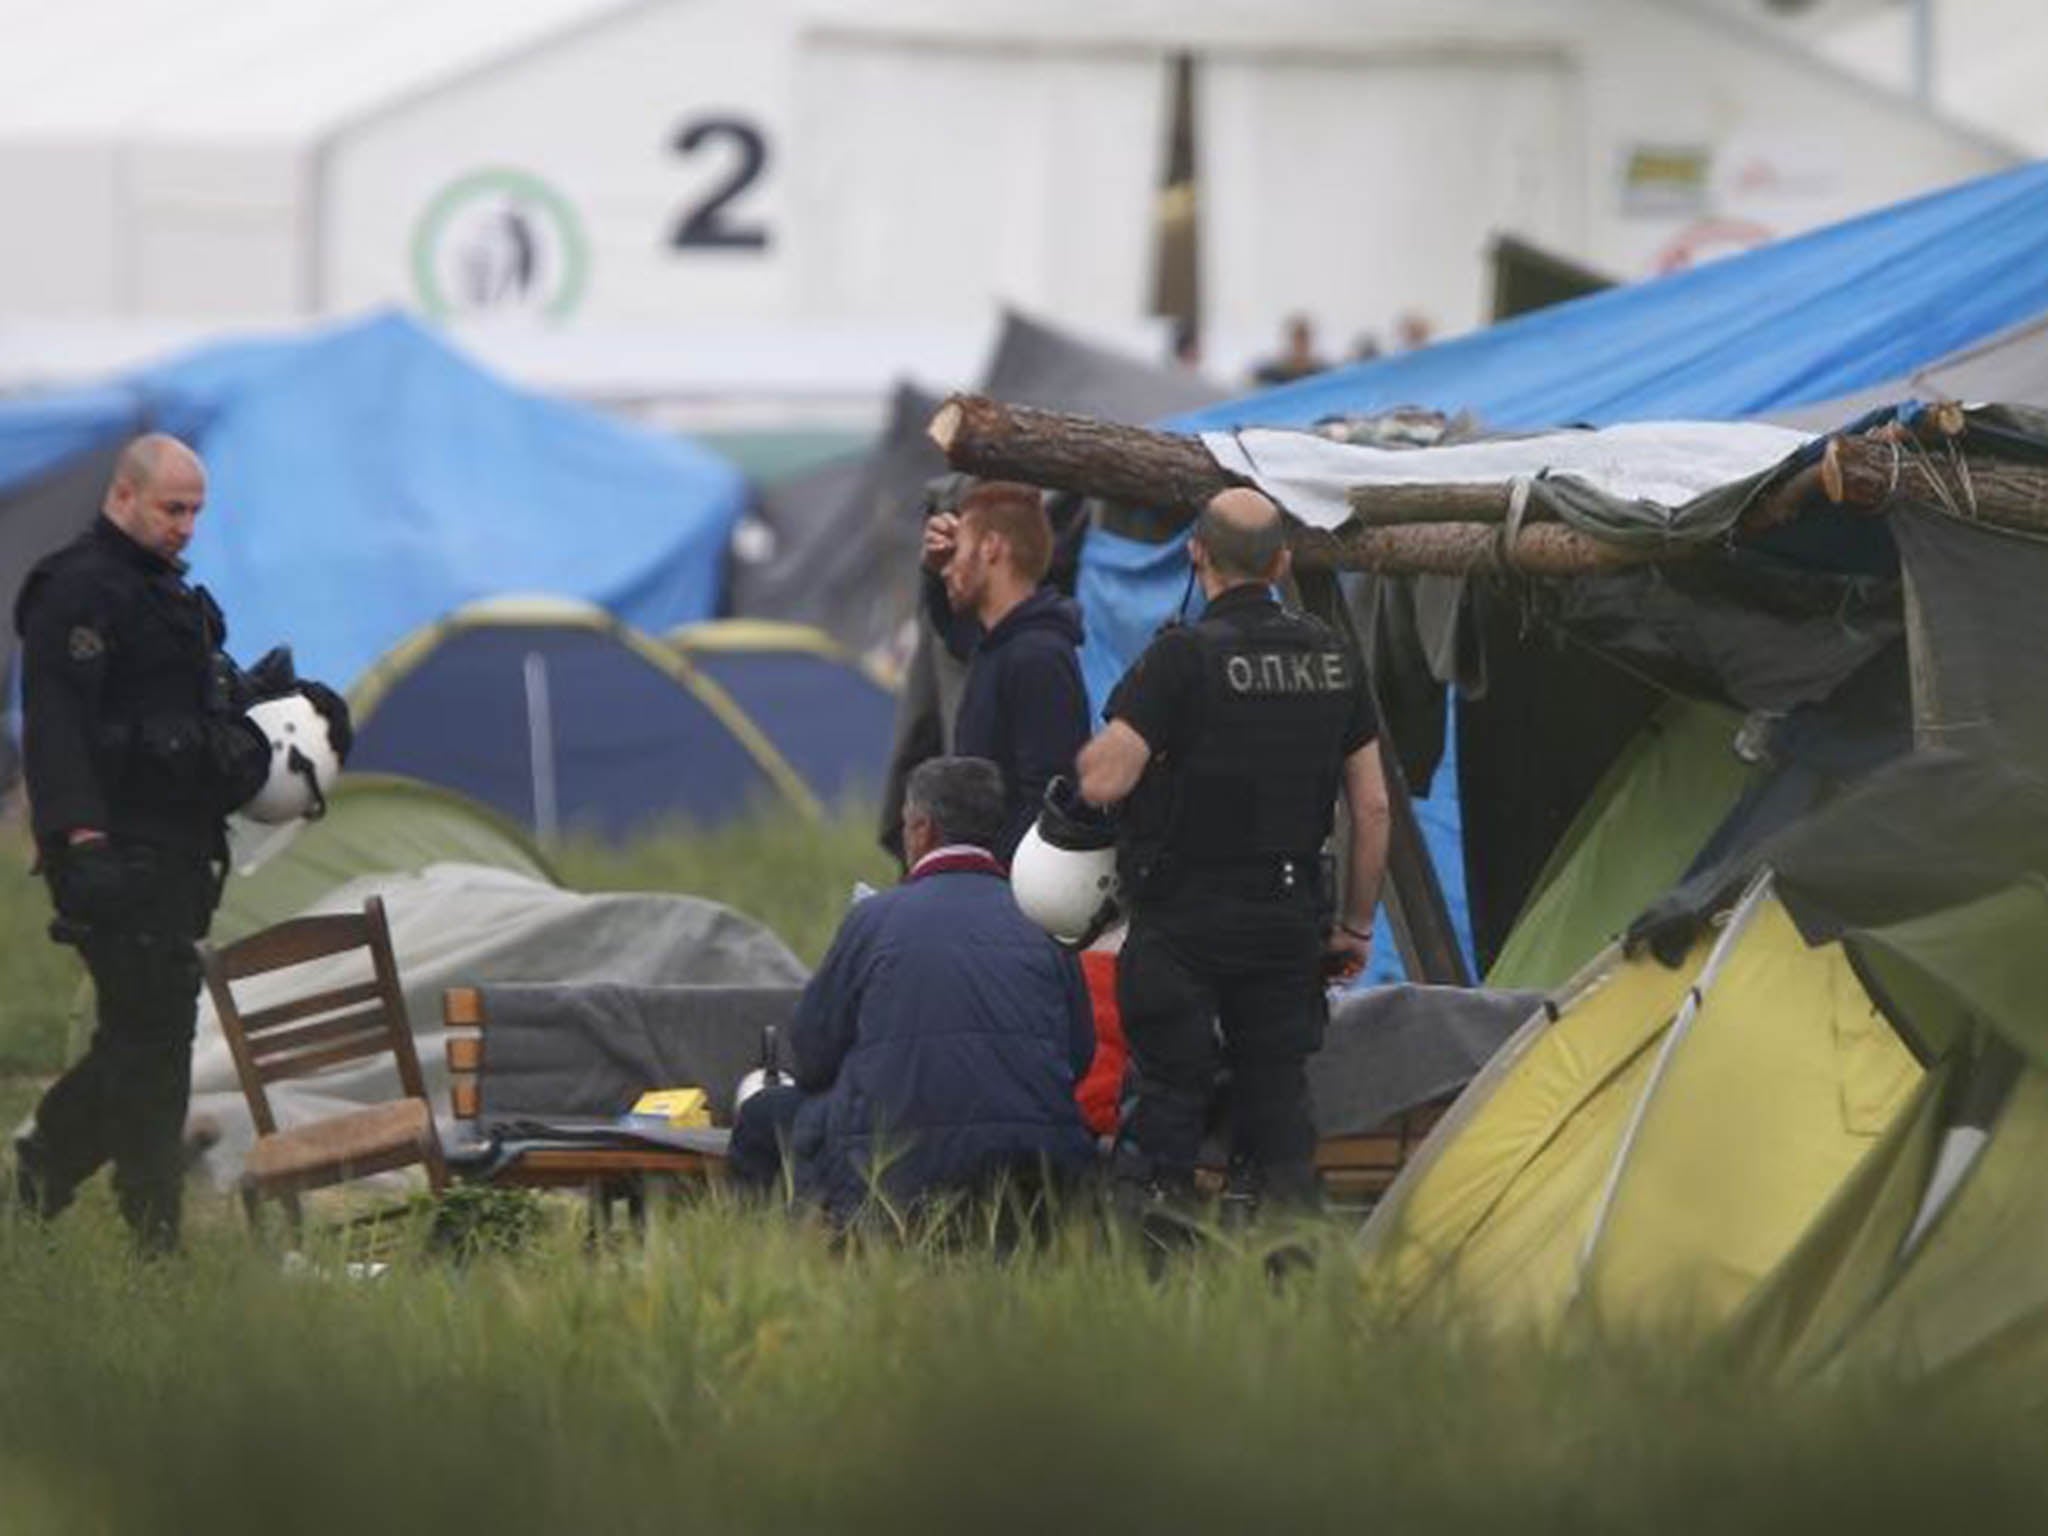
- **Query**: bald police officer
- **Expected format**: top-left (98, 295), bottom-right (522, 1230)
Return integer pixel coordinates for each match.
top-left (1078, 488), bottom-right (1390, 1213)
top-left (11, 435), bottom-right (293, 1251)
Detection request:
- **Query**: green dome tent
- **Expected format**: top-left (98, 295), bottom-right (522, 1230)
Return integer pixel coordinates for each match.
top-left (213, 774), bottom-right (556, 944)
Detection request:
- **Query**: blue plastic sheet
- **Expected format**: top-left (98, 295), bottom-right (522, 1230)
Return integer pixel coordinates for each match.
top-left (0, 312), bottom-right (747, 689)
top-left (1173, 158), bottom-right (2048, 436)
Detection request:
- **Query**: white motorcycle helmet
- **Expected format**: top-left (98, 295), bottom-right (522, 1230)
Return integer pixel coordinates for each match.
top-left (733, 1023), bottom-right (791, 1114)
top-left (1011, 778), bottom-right (1122, 949)
top-left (239, 693), bottom-right (343, 824)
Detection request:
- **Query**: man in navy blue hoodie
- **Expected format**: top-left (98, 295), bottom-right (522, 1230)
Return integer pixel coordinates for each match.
top-left (729, 756), bottom-right (1097, 1219)
top-left (921, 481), bottom-right (1090, 862)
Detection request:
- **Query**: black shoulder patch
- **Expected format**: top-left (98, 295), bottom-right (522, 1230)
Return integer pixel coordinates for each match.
top-left (67, 625), bottom-right (106, 663)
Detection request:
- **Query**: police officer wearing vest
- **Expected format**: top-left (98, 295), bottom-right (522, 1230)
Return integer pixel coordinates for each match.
top-left (9, 434), bottom-right (332, 1251)
top-left (1077, 488), bottom-right (1390, 1212)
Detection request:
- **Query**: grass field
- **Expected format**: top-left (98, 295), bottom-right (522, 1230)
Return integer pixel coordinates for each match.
top-left (4, 1196), bottom-right (2048, 1534)
top-left (4, 812), bottom-right (2048, 1531)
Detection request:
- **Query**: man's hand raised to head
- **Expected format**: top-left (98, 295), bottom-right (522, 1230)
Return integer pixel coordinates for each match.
top-left (920, 512), bottom-right (959, 574)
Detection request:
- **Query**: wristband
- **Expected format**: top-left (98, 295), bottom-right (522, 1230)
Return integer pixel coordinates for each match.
top-left (1338, 921), bottom-right (1373, 942)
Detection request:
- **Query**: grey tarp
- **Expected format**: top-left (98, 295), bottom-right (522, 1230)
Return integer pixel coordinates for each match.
top-left (474, 983), bottom-right (802, 1124)
top-left (1315, 984), bottom-right (1540, 1134)
top-left (979, 308), bottom-right (1224, 421)
top-left (728, 382), bottom-right (944, 662)
top-left (185, 863), bottom-right (806, 1187)
top-left (734, 311), bottom-right (1223, 668)
top-left (1891, 500), bottom-right (2048, 766)
top-left (1769, 312), bottom-right (2048, 432)
top-left (447, 974), bottom-right (1535, 1147)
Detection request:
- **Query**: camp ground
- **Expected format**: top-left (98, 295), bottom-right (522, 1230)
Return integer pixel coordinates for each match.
top-left (23, 7), bottom-right (2048, 1524)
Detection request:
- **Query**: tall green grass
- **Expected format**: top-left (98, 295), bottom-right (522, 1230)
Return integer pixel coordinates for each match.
top-left (0, 825), bottom-right (81, 1079)
top-left (8, 811), bottom-right (2047, 1532)
top-left (550, 802), bottom-right (895, 968)
top-left (2, 1199), bottom-right (2044, 1535)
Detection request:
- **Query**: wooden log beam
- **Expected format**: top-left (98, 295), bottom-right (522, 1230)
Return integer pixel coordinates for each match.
top-left (928, 394), bottom-right (1245, 514)
top-left (930, 393), bottom-right (2048, 576)
top-left (1823, 435), bottom-right (2048, 535)
top-left (1346, 480), bottom-right (1554, 527)
top-left (1290, 520), bottom-right (1663, 577)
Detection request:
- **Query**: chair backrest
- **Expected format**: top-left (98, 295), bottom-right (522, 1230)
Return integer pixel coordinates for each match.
top-left (199, 896), bottom-right (427, 1137)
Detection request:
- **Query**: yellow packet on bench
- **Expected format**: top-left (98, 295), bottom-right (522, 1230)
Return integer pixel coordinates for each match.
top-left (628, 1087), bottom-right (713, 1128)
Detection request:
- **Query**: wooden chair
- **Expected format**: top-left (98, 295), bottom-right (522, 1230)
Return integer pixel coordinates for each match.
top-left (200, 896), bottom-right (446, 1230)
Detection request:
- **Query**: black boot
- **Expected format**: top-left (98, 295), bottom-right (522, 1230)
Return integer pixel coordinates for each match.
top-left (1107, 1152), bottom-right (1205, 1270)
top-left (10, 1130), bottom-right (61, 1223)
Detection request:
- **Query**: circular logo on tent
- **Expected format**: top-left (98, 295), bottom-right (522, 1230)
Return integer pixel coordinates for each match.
top-left (412, 169), bottom-right (588, 320)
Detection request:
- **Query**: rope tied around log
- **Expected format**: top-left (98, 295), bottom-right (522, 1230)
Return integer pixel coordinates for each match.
top-left (1945, 436), bottom-right (1980, 521)
top-left (1493, 476), bottom-right (1535, 570)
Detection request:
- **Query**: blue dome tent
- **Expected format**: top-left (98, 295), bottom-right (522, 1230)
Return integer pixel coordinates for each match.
top-left (348, 600), bottom-right (818, 841)
top-left (666, 621), bottom-right (896, 809)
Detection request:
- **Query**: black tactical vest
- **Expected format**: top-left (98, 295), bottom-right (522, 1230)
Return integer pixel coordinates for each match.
top-left (1128, 589), bottom-right (1361, 881)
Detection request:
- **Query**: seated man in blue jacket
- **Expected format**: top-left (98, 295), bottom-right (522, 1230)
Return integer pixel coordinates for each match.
top-left (730, 756), bottom-right (1098, 1220)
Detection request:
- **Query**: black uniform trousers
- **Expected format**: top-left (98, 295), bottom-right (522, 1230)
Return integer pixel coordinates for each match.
top-left (26, 843), bottom-right (221, 1251)
top-left (1115, 868), bottom-right (1328, 1207)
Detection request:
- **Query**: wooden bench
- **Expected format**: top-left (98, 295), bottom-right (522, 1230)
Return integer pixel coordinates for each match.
top-left (443, 987), bottom-right (727, 1221)
top-left (1310, 1104), bottom-right (1446, 1207)
top-left (447, 984), bottom-right (1446, 1212)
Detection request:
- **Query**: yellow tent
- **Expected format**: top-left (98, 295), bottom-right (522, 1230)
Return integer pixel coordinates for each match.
top-left (1361, 876), bottom-right (1921, 1334)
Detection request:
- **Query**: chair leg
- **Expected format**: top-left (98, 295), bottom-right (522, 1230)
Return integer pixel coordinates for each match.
top-left (282, 1191), bottom-right (304, 1242)
top-left (240, 1183), bottom-right (263, 1233)
top-left (422, 1135), bottom-right (450, 1197)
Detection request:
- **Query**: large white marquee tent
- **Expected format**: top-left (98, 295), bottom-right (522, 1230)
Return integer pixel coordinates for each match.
top-left (0, 0), bottom-right (2020, 395)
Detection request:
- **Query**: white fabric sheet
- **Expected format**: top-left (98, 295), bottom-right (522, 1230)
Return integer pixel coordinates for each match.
top-left (1201, 421), bottom-right (1816, 531)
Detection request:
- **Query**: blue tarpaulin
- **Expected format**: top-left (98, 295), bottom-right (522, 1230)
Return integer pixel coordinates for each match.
top-left (1077, 158), bottom-right (2048, 981)
top-left (0, 312), bottom-right (747, 689)
top-left (1175, 158), bottom-right (2048, 436)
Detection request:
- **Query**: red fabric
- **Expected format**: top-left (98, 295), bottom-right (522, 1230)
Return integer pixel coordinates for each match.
top-left (906, 848), bottom-right (1007, 882)
top-left (1075, 950), bottom-right (1126, 1137)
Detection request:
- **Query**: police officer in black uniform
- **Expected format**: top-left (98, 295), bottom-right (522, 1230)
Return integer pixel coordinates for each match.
top-left (11, 434), bottom-right (288, 1251)
top-left (1077, 488), bottom-right (1390, 1211)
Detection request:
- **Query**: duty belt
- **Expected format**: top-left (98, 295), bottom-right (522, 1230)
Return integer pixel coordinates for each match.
top-left (1170, 853), bottom-right (1323, 899)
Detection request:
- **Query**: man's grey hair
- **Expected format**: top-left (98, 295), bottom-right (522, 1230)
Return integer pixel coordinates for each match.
top-left (1195, 488), bottom-right (1287, 580)
top-left (904, 756), bottom-right (1007, 851)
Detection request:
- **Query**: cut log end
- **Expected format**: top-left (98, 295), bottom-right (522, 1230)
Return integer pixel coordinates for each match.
top-left (927, 398), bottom-right (964, 453)
top-left (1820, 438), bottom-right (1845, 504)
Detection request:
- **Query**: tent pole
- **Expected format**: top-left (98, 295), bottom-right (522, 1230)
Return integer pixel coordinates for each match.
top-left (1571, 870), bottom-right (1775, 1299)
top-left (524, 651), bottom-right (559, 842)
top-left (1293, 565), bottom-right (1469, 984)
